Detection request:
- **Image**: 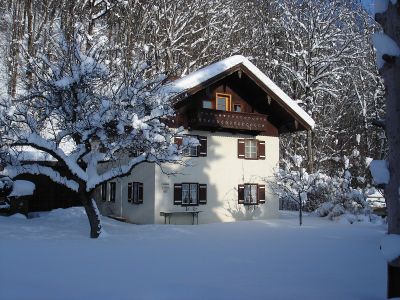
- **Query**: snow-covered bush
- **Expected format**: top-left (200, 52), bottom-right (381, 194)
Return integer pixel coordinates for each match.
top-left (271, 154), bottom-right (376, 224)
top-left (272, 156), bottom-right (334, 214)
top-left (0, 176), bottom-right (13, 197)
top-left (315, 188), bottom-right (371, 221)
top-left (314, 156), bottom-right (374, 223)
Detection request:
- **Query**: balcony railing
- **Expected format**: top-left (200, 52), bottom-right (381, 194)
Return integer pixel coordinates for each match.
top-left (188, 109), bottom-right (269, 132)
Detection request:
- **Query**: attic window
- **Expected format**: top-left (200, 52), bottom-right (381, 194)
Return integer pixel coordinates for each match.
top-left (216, 93), bottom-right (231, 111)
top-left (203, 100), bottom-right (212, 109)
top-left (233, 104), bottom-right (241, 112)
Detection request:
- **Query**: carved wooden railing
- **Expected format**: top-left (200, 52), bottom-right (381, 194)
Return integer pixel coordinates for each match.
top-left (189, 109), bottom-right (269, 132)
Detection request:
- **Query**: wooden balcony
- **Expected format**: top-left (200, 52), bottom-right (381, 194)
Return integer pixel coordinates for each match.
top-left (188, 109), bottom-right (269, 132)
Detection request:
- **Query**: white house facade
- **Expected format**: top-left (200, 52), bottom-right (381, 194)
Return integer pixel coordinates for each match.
top-left (95, 55), bottom-right (314, 225)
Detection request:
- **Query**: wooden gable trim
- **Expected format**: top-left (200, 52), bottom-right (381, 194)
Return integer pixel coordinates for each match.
top-left (172, 63), bottom-right (312, 131)
top-left (238, 65), bottom-right (312, 131)
top-left (174, 65), bottom-right (242, 101)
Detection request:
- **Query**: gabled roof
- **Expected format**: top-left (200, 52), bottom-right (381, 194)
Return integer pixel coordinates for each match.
top-left (166, 55), bottom-right (315, 130)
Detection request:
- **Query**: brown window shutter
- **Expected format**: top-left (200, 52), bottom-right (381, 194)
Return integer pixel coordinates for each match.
top-left (138, 183), bottom-right (143, 203)
top-left (174, 136), bottom-right (183, 146)
top-left (258, 185), bottom-right (266, 204)
top-left (238, 139), bottom-right (245, 158)
top-left (198, 136), bottom-right (207, 157)
top-left (238, 184), bottom-right (245, 204)
top-left (199, 184), bottom-right (207, 204)
top-left (128, 182), bottom-right (132, 202)
top-left (258, 140), bottom-right (265, 160)
top-left (174, 184), bottom-right (182, 205)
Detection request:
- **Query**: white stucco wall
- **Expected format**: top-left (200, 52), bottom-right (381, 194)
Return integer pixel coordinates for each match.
top-left (95, 162), bottom-right (156, 224)
top-left (154, 130), bottom-right (280, 225)
top-left (94, 130), bottom-right (280, 225)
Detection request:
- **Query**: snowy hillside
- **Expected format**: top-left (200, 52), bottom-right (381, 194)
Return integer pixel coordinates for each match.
top-left (0, 208), bottom-right (386, 300)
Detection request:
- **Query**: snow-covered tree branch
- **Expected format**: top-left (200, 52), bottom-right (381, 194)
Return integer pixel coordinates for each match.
top-left (0, 30), bottom-right (189, 238)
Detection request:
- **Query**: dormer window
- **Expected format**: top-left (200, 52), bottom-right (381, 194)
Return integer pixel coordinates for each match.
top-left (216, 93), bottom-right (231, 111)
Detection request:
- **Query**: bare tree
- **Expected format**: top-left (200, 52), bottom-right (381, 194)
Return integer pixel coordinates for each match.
top-left (253, 0), bottom-right (384, 177)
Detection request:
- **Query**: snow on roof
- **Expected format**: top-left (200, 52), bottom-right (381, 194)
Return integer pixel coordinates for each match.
top-left (167, 55), bottom-right (315, 129)
top-left (9, 180), bottom-right (35, 197)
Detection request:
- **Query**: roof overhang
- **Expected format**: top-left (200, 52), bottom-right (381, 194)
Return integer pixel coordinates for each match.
top-left (163, 55), bottom-right (315, 131)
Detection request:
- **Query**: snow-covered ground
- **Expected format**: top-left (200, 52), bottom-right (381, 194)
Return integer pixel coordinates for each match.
top-left (0, 208), bottom-right (387, 300)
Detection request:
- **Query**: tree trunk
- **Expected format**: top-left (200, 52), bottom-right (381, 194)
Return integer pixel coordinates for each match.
top-left (79, 190), bottom-right (102, 239)
top-left (8, 1), bottom-right (23, 97)
top-left (299, 192), bottom-right (303, 226)
top-left (307, 130), bottom-right (314, 173)
top-left (26, 0), bottom-right (33, 88)
top-left (375, 3), bottom-right (400, 298)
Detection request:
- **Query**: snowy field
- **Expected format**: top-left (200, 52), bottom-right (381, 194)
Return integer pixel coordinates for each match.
top-left (0, 208), bottom-right (387, 300)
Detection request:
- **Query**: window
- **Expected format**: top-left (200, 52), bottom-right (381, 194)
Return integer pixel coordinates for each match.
top-left (244, 184), bottom-right (258, 204)
top-left (238, 139), bottom-right (265, 160)
top-left (174, 183), bottom-right (207, 206)
top-left (109, 182), bottom-right (116, 202)
top-left (202, 100), bottom-right (213, 109)
top-left (183, 135), bottom-right (198, 157)
top-left (129, 149), bottom-right (142, 157)
top-left (233, 104), bottom-right (241, 112)
top-left (245, 139), bottom-right (257, 159)
top-left (216, 93), bottom-right (231, 111)
top-left (175, 135), bottom-right (207, 157)
top-left (182, 183), bottom-right (198, 205)
top-left (238, 184), bottom-right (265, 205)
top-left (128, 182), bottom-right (143, 204)
top-left (101, 183), bottom-right (107, 202)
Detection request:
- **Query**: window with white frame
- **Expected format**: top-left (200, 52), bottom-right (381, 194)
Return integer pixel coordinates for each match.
top-left (182, 136), bottom-right (198, 157)
top-left (182, 183), bottom-right (198, 205)
top-left (245, 139), bottom-right (257, 159)
top-left (174, 183), bottom-right (207, 205)
top-left (238, 184), bottom-right (265, 205)
top-left (244, 184), bottom-right (258, 204)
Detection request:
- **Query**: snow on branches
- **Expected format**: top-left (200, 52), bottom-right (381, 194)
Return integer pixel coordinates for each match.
top-left (0, 31), bottom-right (184, 192)
top-left (0, 31), bottom-right (188, 237)
top-left (270, 154), bottom-right (374, 225)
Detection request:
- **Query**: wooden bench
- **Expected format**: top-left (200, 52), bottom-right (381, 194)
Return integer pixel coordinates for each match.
top-left (160, 211), bottom-right (202, 225)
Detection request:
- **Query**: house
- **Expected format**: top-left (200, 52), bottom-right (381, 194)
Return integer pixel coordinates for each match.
top-left (95, 55), bottom-right (315, 225)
